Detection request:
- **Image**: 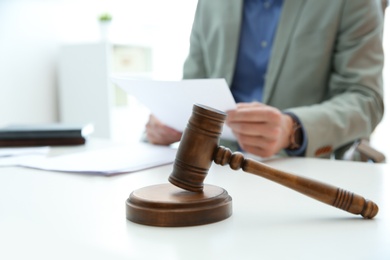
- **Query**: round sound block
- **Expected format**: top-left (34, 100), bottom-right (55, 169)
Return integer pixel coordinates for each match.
top-left (126, 183), bottom-right (232, 227)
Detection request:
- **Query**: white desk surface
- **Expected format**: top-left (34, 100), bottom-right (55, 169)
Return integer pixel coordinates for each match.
top-left (0, 140), bottom-right (389, 260)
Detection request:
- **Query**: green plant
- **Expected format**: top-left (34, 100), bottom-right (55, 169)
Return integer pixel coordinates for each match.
top-left (98, 13), bottom-right (112, 22)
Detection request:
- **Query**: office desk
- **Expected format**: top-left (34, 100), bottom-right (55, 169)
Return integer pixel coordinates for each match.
top-left (0, 140), bottom-right (389, 260)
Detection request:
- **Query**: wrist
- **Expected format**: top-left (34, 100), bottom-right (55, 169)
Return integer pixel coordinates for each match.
top-left (285, 114), bottom-right (303, 150)
top-left (282, 114), bottom-right (294, 149)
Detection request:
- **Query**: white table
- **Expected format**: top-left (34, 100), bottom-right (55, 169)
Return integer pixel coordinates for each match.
top-left (0, 140), bottom-right (389, 260)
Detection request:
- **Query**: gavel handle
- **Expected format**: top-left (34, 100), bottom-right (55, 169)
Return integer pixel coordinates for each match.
top-left (213, 147), bottom-right (378, 219)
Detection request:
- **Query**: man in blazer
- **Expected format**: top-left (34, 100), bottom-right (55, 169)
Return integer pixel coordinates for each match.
top-left (146, 0), bottom-right (384, 159)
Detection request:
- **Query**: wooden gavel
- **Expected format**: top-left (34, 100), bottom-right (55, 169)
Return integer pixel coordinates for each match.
top-left (169, 104), bottom-right (379, 219)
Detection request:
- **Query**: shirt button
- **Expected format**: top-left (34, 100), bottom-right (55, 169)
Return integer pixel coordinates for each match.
top-left (261, 41), bottom-right (268, 48)
top-left (264, 2), bottom-right (271, 8)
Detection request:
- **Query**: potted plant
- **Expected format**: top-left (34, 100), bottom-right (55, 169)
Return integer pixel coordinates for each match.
top-left (98, 13), bottom-right (112, 41)
top-left (99, 13), bottom-right (112, 23)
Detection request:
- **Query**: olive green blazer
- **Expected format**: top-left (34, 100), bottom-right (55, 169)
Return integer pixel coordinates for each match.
top-left (183, 0), bottom-right (384, 158)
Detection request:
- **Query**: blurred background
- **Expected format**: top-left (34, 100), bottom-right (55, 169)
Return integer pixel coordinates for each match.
top-left (0, 0), bottom-right (388, 158)
top-left (0, 0), bottom-right (197, 141)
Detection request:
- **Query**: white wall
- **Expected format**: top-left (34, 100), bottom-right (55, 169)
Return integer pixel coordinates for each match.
top-left (0, 0), bottom-right (197, 127)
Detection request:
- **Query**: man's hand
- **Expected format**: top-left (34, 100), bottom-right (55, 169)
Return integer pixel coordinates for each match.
top-left (226, 102), bottom-right (293, 158)
top-left (145, 114), bottom-right (182, 145)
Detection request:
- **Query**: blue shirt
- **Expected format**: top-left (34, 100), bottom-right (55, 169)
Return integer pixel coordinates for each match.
top-left (230, 0), bottom-right (307, 156)
top-left (231, 0), bottom-right (284, 103)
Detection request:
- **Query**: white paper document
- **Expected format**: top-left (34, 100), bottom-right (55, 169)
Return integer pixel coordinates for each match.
top-left (0, 147), bottom-right (50, 167)
top-left (0, 146), bottom-right (50, 157)
top-left (0, 155), bottom-right (50, 167)
top-left (19, 142), bottom-right (177, 175)
top-left (111, 77), bottom-right (237, 140)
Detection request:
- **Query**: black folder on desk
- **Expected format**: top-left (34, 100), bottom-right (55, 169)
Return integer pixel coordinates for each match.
top-left (0, 123), bottom-right (94, 147)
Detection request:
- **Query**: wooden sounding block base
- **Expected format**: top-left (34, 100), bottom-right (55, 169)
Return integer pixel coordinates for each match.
top-left (126, 183), bottom-right (232, 227)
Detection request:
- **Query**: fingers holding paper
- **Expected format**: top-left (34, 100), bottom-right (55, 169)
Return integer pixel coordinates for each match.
top-left (146, 102), bottom-right (294, 157)
top-left (145, 114), bottom-right (182, 145)
top-left (226, 102), bottom-right (293, 158)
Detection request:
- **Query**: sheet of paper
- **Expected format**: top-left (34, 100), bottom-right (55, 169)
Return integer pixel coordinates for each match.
top-left (0, 146), bottom-right (50, 157)
top-left (111, 76), bottom-right (237, 140)
top-left (0, 147), bottom-right (50, 166)
top-left (19, 142), bottom-right (177, 175)
top-left (0, 155), bottom-right (49, 167)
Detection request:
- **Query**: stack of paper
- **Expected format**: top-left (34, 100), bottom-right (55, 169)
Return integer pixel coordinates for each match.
top-left (0, 146), bottom-right (50, 167)
top-left (19, 142), bottom-right (177, 175)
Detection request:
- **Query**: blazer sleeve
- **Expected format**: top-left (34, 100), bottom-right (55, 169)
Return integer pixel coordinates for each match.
top-left (287, 0), bottom-right (384, 158)
top-left (182, 1), bottom-right (207, 79)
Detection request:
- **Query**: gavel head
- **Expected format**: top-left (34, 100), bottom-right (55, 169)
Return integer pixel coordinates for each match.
top-left (168, 104), bottom-right (226, 192)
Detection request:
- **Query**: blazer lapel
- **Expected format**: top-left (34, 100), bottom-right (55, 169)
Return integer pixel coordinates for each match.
top-left (263, 0), bottom-right (306, 104)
